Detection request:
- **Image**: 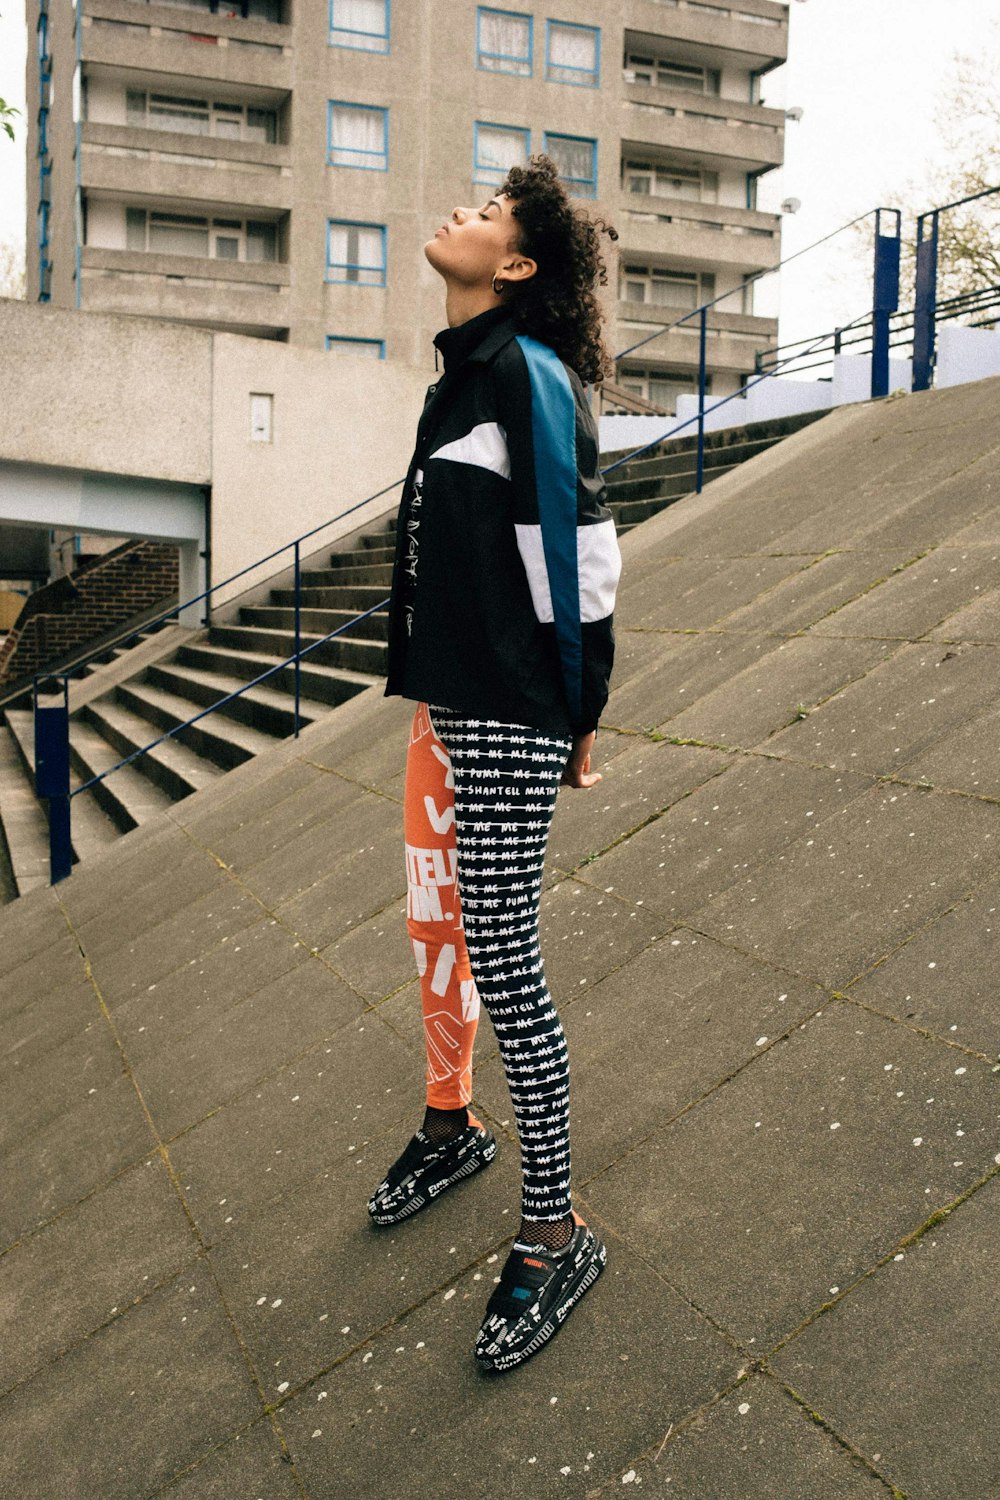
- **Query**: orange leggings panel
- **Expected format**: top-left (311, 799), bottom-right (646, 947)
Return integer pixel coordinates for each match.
top-left (403, 701), bottom-right (479, 1109)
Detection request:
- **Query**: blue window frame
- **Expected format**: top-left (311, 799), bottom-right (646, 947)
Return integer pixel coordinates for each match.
top-left (37, 105), bottom-right (49, 158)
top-left (325, 335), bottom-right (386, 358)
top-left (37, 13), bottom-right (50, 71)
top-left (545, 20), bottom-right (600, 88)
top-left (543, 132), bottom-right (597, 198)
top-left (327, 101), bottom-right (388, 170)
top-left (473, 121), bottom-right (530, 185)
top-left (329, 0), bottom-right (390, 53)
top-left (476, 8), bottom-right (532, 76)
top-left (38, 198), bottom-right (50, 249)
top-left (325, 220), bottom-right (386, 285)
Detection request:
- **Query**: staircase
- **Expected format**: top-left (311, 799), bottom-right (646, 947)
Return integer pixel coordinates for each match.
top-left (0, 407), bottom-right (828, 898)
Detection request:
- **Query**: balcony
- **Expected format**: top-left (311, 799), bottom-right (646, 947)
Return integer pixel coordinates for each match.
top-left (614, 301), bottom-right (776, 375)
top-left (80, 245), bottom-right (290, 334)
top-left (627, 0), bottom-right (788, 71)
top-left (622, 85), bottom-right (785, 172)
top-left (81, 123), bottom-right (292, 215)
top-left (618, 193), bottom-right (781, 273)
top-left (82, 0), bottom-right (292, 91)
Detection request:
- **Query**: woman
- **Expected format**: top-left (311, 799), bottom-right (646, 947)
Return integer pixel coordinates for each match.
top-left (369, 155), bottom-right (622, 1373)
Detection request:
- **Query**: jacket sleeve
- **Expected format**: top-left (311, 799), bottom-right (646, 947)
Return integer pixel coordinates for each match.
top-left (493, 335), bottom-right (622, 736)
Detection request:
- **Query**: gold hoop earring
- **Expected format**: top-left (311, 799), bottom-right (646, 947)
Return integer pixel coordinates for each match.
top-left (492, 274), bottom-right (505, 296)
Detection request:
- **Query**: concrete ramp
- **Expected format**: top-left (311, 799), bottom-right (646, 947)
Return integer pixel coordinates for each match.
top-left (1, 376), bottom-right (998, 1499)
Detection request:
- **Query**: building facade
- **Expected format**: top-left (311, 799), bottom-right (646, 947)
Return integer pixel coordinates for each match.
top-left (26, 0), bottom-right (789, 410)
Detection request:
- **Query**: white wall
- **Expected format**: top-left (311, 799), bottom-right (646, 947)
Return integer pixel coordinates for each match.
top-left (86, 199), bottom-right (126, 250)
top-left (936, 325), bottom-right (1000, 388)
top-left (84, 74), bottom-right (126, 125)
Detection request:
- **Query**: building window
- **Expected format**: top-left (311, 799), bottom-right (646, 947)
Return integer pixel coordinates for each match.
top-left (326, 335), bottom-right (386, 358)
top-left (545, 21), bottom-right (599, 87)
top-left (125, 91), bottom-right (278, 143)
top-left (620, 265), bottom-right (716, 310)
top-left (473, 121), bottom-right (530, 185)
top-left (326, 220), bottom-right (386, 285)
top-left (329, 0), bottom-right (390, 52)
top-left (476, 8), bottom-right (532, 76)
top-left (622, 158), bottom-right (718, 202)
top-left (543, 133), bottom-right (597, 198)
top-left (617, 367), bottom-right (710, 414)
top-left (327, 102), bottom-right (388, 170)
top-left (625, 52), bottom-right (720, 94)
top-left (122, 209), bottom-right (278, 261)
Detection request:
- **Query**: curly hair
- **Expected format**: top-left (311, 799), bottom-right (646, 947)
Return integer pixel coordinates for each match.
top-left (498, 154), bottom-right (618, 387)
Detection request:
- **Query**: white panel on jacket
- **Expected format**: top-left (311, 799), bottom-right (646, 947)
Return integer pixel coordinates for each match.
top-left (514, 518), bottom-right (621, 624)
top-left (426, 422), bottom-right (511, 480)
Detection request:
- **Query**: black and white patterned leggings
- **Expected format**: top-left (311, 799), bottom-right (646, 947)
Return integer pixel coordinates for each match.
top-left (403, 700), bottom-right (574, 1222)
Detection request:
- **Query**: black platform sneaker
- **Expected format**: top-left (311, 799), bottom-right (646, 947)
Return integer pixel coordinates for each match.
top-left (474, 1210), bottom-right (607, 1372)
top-left (367, 1111), bottom-right (497, 1227)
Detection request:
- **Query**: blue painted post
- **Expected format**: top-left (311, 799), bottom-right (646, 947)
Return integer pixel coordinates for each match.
top-left (293, 540), bottom-right (302, 737)
top-left (34, 676), bottom-right (72, 884)
top-left (871, 207), bottom-right (901, 399)
top-left (912, 209), bottom-right (939, 392)
top-left (696, 306), bottom-right (707, 493)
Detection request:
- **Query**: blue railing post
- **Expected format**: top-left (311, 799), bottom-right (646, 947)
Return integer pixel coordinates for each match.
top-left (34, 674), bottom-right (72, 884)
top-left (293, 538), bottom-right (302, 738)
top-left (871, 207), bottom-right (901, 399)
top-left (912, 208), bottom-right (939, 392)
top-left (696, 306), bottom-right (707, 493)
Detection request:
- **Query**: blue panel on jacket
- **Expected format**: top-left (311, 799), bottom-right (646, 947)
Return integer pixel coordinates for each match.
top-left (514, 335), bottom-right (583, 725)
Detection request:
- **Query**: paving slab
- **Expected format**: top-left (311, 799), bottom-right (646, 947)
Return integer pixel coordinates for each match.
top-left (84, 882), bottom-right (265, 1000)
top-left (1, 929), bottom-right (89, 1019)
top-left (624, 1373), bottom-right (889, 1498)
top-left (546, 737), bottom-right (734, 874)
top-left (177, 756), bottom-right (332, 845)
top-left (628, 553), bottom-right (809, 631)
top-left (240, 789), bottom-right (401, 910)
top-left (662, 632), bottom-right (898, 748)
top-left (0, 883), bottom-right (63, 975)
top-left (67, 842), bottom-right (233, 960)
top-left (473, 928), bottom-right (824, 1183)
top-left (924, 576), bottom-right (1000, 644)
top-left (844, 870), bottom-right (1000, 1059)
top-left (766, 638), bottom-right (1000, 779)
top-left (0, 975), bottom-right (99, 1074)
top-left (54, 819), bottom-right (196, 929)
top-left (688, 779), bottom-right (1000, 990)
top-left (716, 546), bottom-right (914, 636)
top-left (895, 694), bottom-right (1000, 800)
top-left (319, 895), bottom-right (414, 1004)
top-left (848, 455), bottom-right (1000, 552)
top-left (110, 915), bottom-right (312, 1059)
top-left (0, 1264), bottom-right (261, 1500)
top-left (0, 1154), bottom-right (194, 1395)
top-left (278, 1226), bottom-right (740, 1500)
top-left (585, 1001), bottom-right (1000, 1351)
top-left (168, 1013), bottom-right (425, 1243)
top-left (805, 541), bottom-right (1000, 642)
top-left (179, 761), bottom-right (363, 870)
top-left (773, 1172), bottom-right (1000, 1500)
top-left (0, 1009), bottom-right (125, 1156)
top-left (271, 817), bottom-right (407, 951)
top-left (134, 953), bottom-right (365, 1141)
top-left (147, 1419), bottom-right (302, 1500)
top-left (208, 1133), bottom-right (523, 1398)
top-left (581, 753), bottom-right (874, 929)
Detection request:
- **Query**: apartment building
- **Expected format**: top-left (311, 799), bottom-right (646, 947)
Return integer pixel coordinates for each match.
top-left (26, 0), bottom-right (789, 411)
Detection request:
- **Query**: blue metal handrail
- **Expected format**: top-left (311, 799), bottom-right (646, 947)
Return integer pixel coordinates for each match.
top-left (913, 183), bottom-right (1000, 390)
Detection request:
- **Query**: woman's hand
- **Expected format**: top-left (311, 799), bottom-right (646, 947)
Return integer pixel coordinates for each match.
top-left (561, 730), bottom-right (602, 789)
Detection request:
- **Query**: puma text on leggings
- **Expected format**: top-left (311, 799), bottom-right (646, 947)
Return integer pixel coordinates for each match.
top-left (403, 700), bottom-right (573, 1222)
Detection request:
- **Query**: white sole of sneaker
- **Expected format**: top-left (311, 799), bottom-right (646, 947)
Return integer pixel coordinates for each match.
top-left (476, 1235), bottom-right (607, 1372)
top-left (368, 1136), bottom-right (497, 1227)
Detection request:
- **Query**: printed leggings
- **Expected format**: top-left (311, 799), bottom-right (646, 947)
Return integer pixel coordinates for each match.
top-left (403, 700), bottom-right (574, 1222)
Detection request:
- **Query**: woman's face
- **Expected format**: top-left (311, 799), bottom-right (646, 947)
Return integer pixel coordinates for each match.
top-left (424, 193), bottom-right (536, 290)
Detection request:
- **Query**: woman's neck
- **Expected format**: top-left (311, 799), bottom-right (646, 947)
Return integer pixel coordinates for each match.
top-left (443, 282), bottom-right (504, 328)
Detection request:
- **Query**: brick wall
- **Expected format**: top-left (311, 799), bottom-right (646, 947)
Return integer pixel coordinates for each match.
top-left (0, 541), bottom-right (179, 688)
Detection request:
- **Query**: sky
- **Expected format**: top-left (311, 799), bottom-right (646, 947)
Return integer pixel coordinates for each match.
top-left (1, 0), bottom-right (998, 347)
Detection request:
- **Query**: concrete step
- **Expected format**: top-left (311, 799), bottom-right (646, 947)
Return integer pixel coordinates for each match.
top-left (326, 545), bottom-right (396, 569)
top-left (0, 717), bottom-right (51, 898)
top-left (65, 717), bottom-right (176, 833)
top-left (606, 440), bottom-right (772, 495)
top-left (307, 561), bottom-right (394, 586)
top-left (144, 659), bottom-right (348, 738)
top-left (270, 588), bottom-right (391, 625)
top-left (4, 710), bottom-right (121, 872)
top-left (80, 695), bottom-right (226, 803)
top-left (607, 463), bottom-right (740, 512)
top-left (610, 493), bottom-right (688, 527)
top-left (295, 579), bottom-right (392, 609)
top-left (174, 641), bottom-right (378, 709)
top-left (114, 678), bottom-right (273, 770)
top-left (213, 621), bottom-right (388, 676)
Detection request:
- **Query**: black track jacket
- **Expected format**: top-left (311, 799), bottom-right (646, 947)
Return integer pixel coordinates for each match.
top-left (383, 303), bottom-right (622, 738)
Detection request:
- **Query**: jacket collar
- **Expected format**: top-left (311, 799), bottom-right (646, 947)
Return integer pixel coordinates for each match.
top-left (433, 304), bottom-right (518, 373)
